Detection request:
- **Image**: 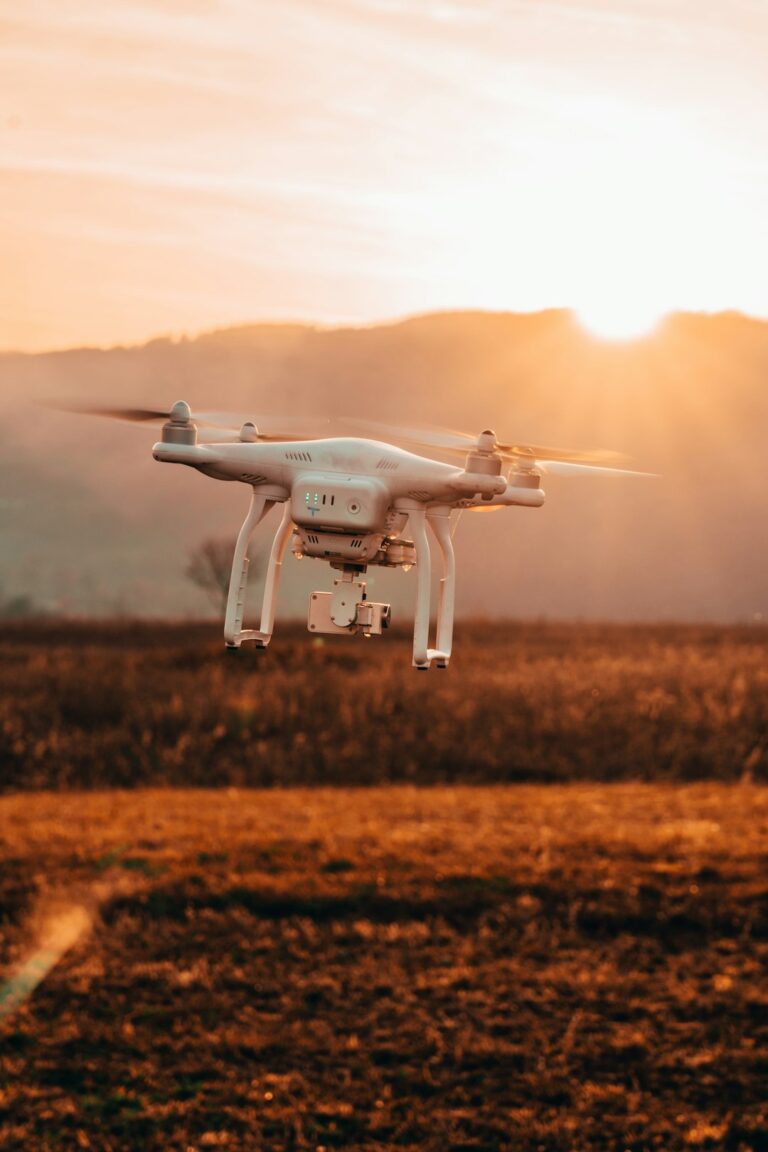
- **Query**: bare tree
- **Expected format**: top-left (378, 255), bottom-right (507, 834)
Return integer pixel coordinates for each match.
top-left (185, 538), bottom-right (235, 615)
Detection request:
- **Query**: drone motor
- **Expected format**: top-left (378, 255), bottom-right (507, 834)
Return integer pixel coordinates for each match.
top-left (162, 401), bottom-right (197, 445)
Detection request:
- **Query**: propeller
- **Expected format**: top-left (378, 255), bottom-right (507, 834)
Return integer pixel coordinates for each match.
top-left (344, 418), bottom-right (651, 476)
top-left (44, 401), bottom-right (323, 443)
top-left (46, 403), bottom-right (172, 423)
top-left (532, 459), bottom-right (655, 478)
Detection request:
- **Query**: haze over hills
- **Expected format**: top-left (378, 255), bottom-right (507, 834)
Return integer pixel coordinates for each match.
top-left (0, 309), bottom-right (766, 623)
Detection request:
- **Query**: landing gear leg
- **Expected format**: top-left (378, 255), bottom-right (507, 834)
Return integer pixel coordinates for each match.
top-left (224, 493), bottom-right (293, 650)
top-left (428, 507), bottom-right (455, 669)
top-left (409, 507), bottom-right (431, 669)
top-left (408, 506), bottom-right (455, 670)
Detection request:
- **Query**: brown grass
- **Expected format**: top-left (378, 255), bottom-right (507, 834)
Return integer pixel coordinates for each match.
top-left (0, 785), bottom-right (766, 1150)
top-left (1, 620), bottom-right (767, 788)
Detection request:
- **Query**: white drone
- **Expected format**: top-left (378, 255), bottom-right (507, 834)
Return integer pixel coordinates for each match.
top-left (65, 401), bottom-right (647, 669)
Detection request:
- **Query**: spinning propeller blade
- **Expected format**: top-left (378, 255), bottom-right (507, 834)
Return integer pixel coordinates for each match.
top-left (191, 411), bottom-right (322, 438)
top-left (345, 418), bottom-right (649, 474)
top-left (496, 442), bottom-right (626, 467)
top-left (344, 418), bottom-right (473, 455)
top-left (194, 413), bottom-right (325, 443)
top-left (534, 460), bottom-right (656, 478)
top-left (45, 401), bottom-right (324, 442)
top-left (45, 403), bottom-right (171, 423)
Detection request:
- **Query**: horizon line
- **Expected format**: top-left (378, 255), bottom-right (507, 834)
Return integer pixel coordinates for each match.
top-left (2, 304), bottom-right (766, 358)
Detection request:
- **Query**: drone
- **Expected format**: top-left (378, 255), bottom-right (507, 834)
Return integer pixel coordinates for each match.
top-left (62, 401), bottom-right (648, 669)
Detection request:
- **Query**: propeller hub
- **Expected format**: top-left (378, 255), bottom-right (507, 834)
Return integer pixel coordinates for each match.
top-left (464, 450), bottom-right (502, 477)
top-left (514, 450), bottom-right (538, 471)
top-left (162, 400), bottom-right (197, 446)
top-left (169, 400), bottom-right (192, 425)
top-left (240, 422), bottom-right (259, 443)
top-left (476, 430), bottom-right (497, 454)
top-left (508, 468), bottom-right (542, 489)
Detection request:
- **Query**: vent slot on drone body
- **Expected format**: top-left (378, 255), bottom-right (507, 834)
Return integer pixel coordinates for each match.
top-left (240, 473), bottom-right (268, 484)
top-left (285, 450), bottom-right (313, 462)
top-left (376, 458), bottom-right (399, 471)
top-left (407, 490), bottom-right (433, 502)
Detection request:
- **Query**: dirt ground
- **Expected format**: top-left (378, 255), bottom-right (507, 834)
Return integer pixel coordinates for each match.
top-left (0, 785), bottom-right (766, 1150)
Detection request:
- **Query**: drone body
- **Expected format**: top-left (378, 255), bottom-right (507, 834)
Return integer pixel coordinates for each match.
top-left (57, 398), bottom-right (646, 669)
top-left (153, 402), bottom-right (545, 669)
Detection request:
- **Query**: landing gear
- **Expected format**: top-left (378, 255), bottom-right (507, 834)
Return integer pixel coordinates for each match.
top-left (222, 491), bottom-right (457, 670)
top-left (223, 491), bottom-right (293, 650)
top-left (408, 505), bottom-right (456, 670)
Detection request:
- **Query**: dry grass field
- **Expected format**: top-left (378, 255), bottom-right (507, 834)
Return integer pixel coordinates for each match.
top-left (0, 786), bottom-right (766, 1151)
top-left (0, 622), bottom-right (766, 1149)
top-left (1, 620), bottom-right (767, 788)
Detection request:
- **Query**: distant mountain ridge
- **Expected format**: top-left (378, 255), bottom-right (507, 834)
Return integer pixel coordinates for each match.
top-left (1, 309), bottom-right (766, 623)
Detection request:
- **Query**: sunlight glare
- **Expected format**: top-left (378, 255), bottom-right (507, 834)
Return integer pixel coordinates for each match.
top-left (575, 299), bottom-right (665, 341)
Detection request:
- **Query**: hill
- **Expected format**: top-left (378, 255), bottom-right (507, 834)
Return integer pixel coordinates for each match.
top-left (0, 309), bottom-right (766, 621)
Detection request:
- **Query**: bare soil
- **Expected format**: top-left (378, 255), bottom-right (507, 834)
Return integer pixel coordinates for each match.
top-left (1, 786), bottom-right (766, 1151)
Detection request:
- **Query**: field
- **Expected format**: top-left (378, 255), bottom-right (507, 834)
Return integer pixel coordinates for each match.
top-left (1, 786), bottom-right (767, 1151)
top-left (1, 621), bottom-right (767, 788)
top-left (0, 623), bottom-right (767, 1150)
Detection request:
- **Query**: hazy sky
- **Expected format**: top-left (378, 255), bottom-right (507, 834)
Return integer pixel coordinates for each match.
top-left (2, 0), bottom-right (766, 349)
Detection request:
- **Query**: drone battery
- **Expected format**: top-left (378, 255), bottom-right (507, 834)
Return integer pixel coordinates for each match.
top-left (292, 474), bottom-right (389, 533)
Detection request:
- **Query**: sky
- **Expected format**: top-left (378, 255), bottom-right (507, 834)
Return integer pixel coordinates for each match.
top-left (1, 0), bottom-right (767, 350)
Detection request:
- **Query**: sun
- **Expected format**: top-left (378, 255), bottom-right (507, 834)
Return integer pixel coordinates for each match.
top-left (575, 299), bottom-right (666, 341)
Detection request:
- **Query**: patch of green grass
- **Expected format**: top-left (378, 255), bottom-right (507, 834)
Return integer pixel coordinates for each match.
top-left (119, 856), bottom-right (165, 877)
top-left (320, 857), bottom-right (354, 874)
top-left (79, 1092), bottom-right (143, 1120)
top-left (94, 845), bottom-right (128, 871)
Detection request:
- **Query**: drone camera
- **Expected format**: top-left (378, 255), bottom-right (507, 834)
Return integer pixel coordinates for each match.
top-left (308, 593), bottom-right (391, 636)
top-left (308, 576), bottom-right (391, 637)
